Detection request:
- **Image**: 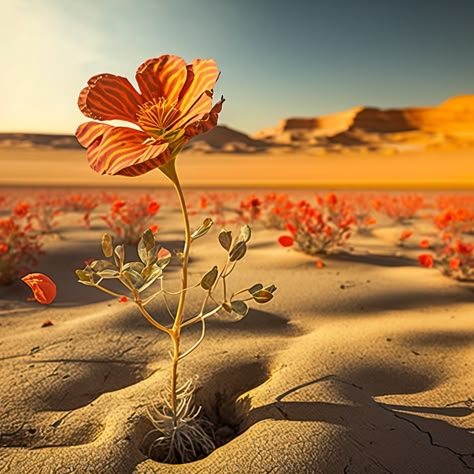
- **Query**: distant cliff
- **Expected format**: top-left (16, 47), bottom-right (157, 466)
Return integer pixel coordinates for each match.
top-left (254, 95), bottom-right (474, 148)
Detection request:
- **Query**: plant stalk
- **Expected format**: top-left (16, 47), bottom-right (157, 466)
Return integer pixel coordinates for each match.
top-left (160, 159), bottom-right (192, 418)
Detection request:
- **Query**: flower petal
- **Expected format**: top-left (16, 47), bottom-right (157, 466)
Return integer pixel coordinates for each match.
top-left (22, 273), bottom-right (56, 305)
top-left (76, 122), bottom-right (171, 176)
top-left (184, 97), bottom-right (225, 139)
top-left (135, 55), bottom-right (188, 104)
top-left (173, 91), bottom-right (213, 130)
top-left (78, 74), bottom-right (143, 122)
top-left (178, 59), bottom-right (220, 116)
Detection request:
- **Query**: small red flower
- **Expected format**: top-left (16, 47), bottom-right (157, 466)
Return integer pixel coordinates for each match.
top-left (199, 197), bottom-right (208, 209)
top-left (454, 240), bottom-right (473, 255)
top-left (147, 201), bottom-right (160, 215)
top-left (119, 296), bottom-right (128, 303)
top-left (278, 235), bottom-right (294, 247)
top-left (449, 258), bottom-right (461, 271)
top-left (326, 193), bottom-right (338, 206)
top-left (111, 200), bottom-right (126, 213)
top-left (41, 320), bottom-right (53, 327)
top-left (285, 222), bottom-right (297, 235)
top-left (22, 273), bottom-right (57, 304)
top-left (400, 230), bottom-right (413, 241)
top-left (149, 224), bottom-right (159, 234)
top-left (0, 243), bottom-right (8, 254)
top-left (419, 239), bottom-right (430, 249)
top-left (14, 201), bottom-right (30, 218)
top-left (316, 258), bottom-right (324, 268)
top-left (364, 217), bottom-right (377, 226)
top-left (418, 254), bottom-right (434, 268)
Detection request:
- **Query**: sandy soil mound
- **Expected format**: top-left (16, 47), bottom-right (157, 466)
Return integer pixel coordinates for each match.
top-left (0, 191), bottom-right (472, 473)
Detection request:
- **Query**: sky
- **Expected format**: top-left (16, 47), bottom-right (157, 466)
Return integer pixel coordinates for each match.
top-left (1, 0), bottom-right (473, 135)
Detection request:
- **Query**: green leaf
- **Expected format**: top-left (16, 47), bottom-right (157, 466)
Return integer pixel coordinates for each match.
top-left (239, 225), bottom-right (252, 243)
top-left (218, 229), bottom-right (232, 251)
top-left (156, 248), bottom-right (172, 269)
top-left (252, 289), bottom-right (274, 303)
top-left (191, 217), bottom-right (213, 240)
top-left (141, 228), bottom-right (155, 251)
top-left (96, 269), bottom-right (120, 279)
top-left (114, 245), bottom-right (125, 268)
top-left (122, 270), bottom-right (144, 289)
top-left (90, 259), bottom-right (118, 273)
top-left (101, 233), bottom-right (113, 258)
top-left (123, 262), bottom-right (145, 274)
top-left (249, 283), bottom-right (263, 295)
top-left (201, 265), bottom-right (218, 290)
top-left (231, 300), bottom-right (249, 317)
top-left (139, 265), bottom-right (163, 292)
top-left (75, 269), bottom-right (92, 282)
top-left (229, 240), bottom-right (247, 262)
top-left (141, 264), bottom-right (162, 280)
top-left (137, 232), bottom-right (157, 265)
top-left (264, 284), bottom-right (277, 294)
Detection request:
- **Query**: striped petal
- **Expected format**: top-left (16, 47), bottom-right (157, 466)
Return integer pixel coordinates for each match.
top-left (136, 55), bottom-right (188, 105)
top-left (76, 122), bottom-right (170, 176)
top-left (78, 74), bottom-right (143, 123)
top-left (184, 97), bottom-right (225, 139)
top-left (178, 59), bottom-right (220, 117)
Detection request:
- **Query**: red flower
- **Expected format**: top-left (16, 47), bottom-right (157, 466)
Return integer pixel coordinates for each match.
top-left (316, 258), bottom-right (324, 268)
top-left (400, 230), bottom-right (413, 241)
top-left (21, 273), bottom-right (57, 304)
top-left (278, 235), bottom-right (294, 247)
top-left (111, 200), bottom-right (126, 213)
top-left (199, 197), bottom-right (208, 209)
top-left (149, 224), bottom-right (159, 234)
top-left (419, 239), bottom-right (430, 249)
top-left (119, 296), bottom-right (128, 303)
top-left (454, 240), bottom-right (473, 255)
top-left (326, 193), bottom-right (338, 206)
top-left (0, 243), bottom-right (8, 254)
top-left (449, 258), bottom-right (461, 271)
top-left (147, 201), bottom-right (160, 215)
top-left (418, 254), bottom-right (434, 268)
top-left (76, 54), bottom-right (224, 177)
top-left (14, 202), bottom-right (30, 218)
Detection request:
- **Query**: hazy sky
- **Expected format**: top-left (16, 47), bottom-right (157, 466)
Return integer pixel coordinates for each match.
top-left (1, 0), bottom-right (473, 135)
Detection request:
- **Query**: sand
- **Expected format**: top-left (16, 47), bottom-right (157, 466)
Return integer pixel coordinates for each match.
top-left (0, 181), bottom-right (473, 473)
top-left (0, 145), bottom-right (473, 190)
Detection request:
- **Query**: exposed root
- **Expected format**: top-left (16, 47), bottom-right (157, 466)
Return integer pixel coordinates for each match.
top-left (144, 377), bottom-right (215, 463)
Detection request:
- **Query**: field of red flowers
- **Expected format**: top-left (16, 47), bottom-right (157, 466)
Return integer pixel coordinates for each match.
top-left (1, 188), bottom-right (473, 287)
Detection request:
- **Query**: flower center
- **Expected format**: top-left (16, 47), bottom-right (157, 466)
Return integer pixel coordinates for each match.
top-left (137, 98), bottom-right (181, 138)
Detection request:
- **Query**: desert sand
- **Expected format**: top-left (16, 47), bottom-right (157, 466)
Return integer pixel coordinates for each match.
top-left (0, 94), bottom-right (473, 472)
top-left (0, 183), bottom-right (473, 473)
top-left (0, 146), bottom-right (473, 190)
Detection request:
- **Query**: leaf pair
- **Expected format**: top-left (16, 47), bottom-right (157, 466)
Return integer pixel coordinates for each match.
top-left (249, 283), bottom-right (277, 303)
top-left (219, 225), bottom-right (251, 262)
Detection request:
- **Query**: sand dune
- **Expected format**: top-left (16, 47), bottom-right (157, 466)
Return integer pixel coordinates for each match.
top-left (254, 94), bottom-right (474, 150)
top-left (0, 194), bottom-right (473, 473)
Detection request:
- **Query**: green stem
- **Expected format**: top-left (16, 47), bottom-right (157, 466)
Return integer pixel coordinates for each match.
top-left (160, 159), bottom-right (192, 417)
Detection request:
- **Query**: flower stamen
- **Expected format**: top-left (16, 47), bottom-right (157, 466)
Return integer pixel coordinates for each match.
top-left (137, 98), bottom-right (181, 138)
